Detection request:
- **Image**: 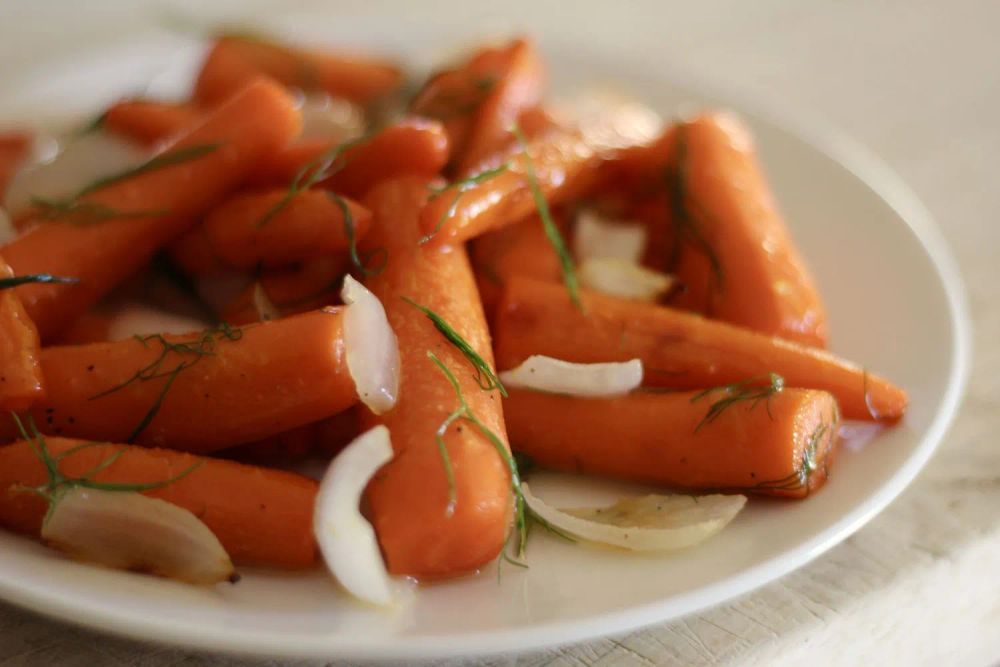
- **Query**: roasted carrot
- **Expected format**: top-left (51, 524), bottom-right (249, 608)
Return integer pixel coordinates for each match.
top-left (0, 437), bottom-right (317, 567)
top-left (0, 131), bottom-right (32, 198)
top-left (195, 35), bottom-right (402, 106)
top-left (504, 386), bottom-right (840, 498)
top-left (419, 124), bottom-right (599, 245)
top-left (219, 256), bottom-right (348, 324)
top-left (493, 277), bottom-right (907, 421)
top-left (246, 119), bottom-right (451, 198)
top-left (0, 310), bottom-right (357, 453)
top-left (359, 177), bottom-right (511, 579)
top-left (470, 214), bottom-right (564, 315)
top-left (103, 100), bottom-right (204, 146)
top-left (455, 39), bottom-right (545, 173)
top-left (3, 77), bottom-right (301, 341)
top-left (0, 261), bottom-right (45, 411)
top-left (197, 189), bottom-right (371, 270)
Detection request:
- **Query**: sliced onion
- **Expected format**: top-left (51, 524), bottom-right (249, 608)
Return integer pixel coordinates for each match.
top-left (42, 487), bottom-right (234, 585)
top-left (297, 93), bottom-right (365, 142)
top-left (341, 275), bottom-right (399, 415)
top-left (314, 425), bottom-right (400, 606)
top-left (4, 130), bottom-right (146, 215)
top-left (573, 209), bottom-right (647, 264)
top-left (251, 282), bottom-right (281, 322)
top-left (106, 304), bottom-right (208, 341)
top-left (522, 484), bottom-right (746, 552)
top-left (499, 355), bottom-right (642, 397)
top-left (578, 257), bottom-right (675, 302)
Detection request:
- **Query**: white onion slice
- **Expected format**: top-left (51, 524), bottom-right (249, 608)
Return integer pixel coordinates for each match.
top-left (573, 209), bottom-right (647, 264)
top-left (499, 355), bottom-right (643, 397)
top-left (42, 487), bottom-right (234, 585)
top-left (522, 484), bottom-right (746, 552)
top-left (578, 257), bottom-right (675, 302)
top-left (297, 93), bottom-right (365, 142)
top-left (341, 275), bottom-right (400, 415)
top-left (251, 282), bottom-right (281, 322)
top-left (106, 304), bottom-right (209, 341)
top-left (4, 130), bottom-right (146, 215)
top-left (314, 425), bottom-right (399, 606)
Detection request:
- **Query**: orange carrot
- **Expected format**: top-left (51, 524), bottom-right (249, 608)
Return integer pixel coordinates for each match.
top-left (103, 100), bottom-right (204, 146)
top-left (419, 124), bottom-right (600, 245)
top-left (0, 310), bottom-right (357, 453)
top-left (504, 387), bottom-right (840, 499)
top-left (359, 177), bottom-right (511, 579)
top-left (195, 35), bottom-right (401, 106)
top-left (196, 189), bottom-right (371, 270)
top-left (3, 77), bottom-right (301, 342)
top-left (455, 39), bottom-right (545, 173)
top-left (246, 119), bottom-right (451, 198)
top-left (493, 277), bottom-right (907, 421)
top-left (0, 437), bottom-right (317, 567)
top-left (219, 256), bottom-right (348, 324)
top-left (53, 310), bottom-right (113, 345)
top-left (0, 261), bottom-right (45, 411)
top-left (0, 131), bottom-right (32, 198)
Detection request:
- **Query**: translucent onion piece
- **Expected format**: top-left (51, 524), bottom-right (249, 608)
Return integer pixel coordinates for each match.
top-left (578, 257), bottom-right (675, 302)
top-left (4, 130), bottom-right (146, 215)
top-left (106, 304), bottom-right (208, 341)
top-left (298, 93), bottom-right (365, 142)
top-left (314, 425), bottom-right (399, 606)
top-left (499, 355), bottom-right (643, 397)
top-left (251, 282), bottom-right (281, 322)
top-left (42, 487), bottom-right (234, 585)
top-left (341, 275), bottom-right (400, 415)
top-left (522, 484), bottom-right (747, 552)
top-left (573, 209), bottom-right (647, 264)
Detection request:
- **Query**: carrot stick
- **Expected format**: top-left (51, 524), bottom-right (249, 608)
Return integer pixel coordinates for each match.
top-left (504, 387), bottom-right (840, 498)
top-left (246, 119), bottom-right (451, 198)
top-left (0, 131), bottom-right (32, 198)
top-left (3, 77), bottom-right (301, 342)
top-left (0, 437), bottom-right (317, 567)
top-left (0, 309), bottom-right (357, 453)
top-left (219, 256), bottom-right (348, 324)
top-left (455, 39), bottom-right (545, 173)
top-left (359, 177), bottom-right (511, 579)
top-left (470, 213), bottom-right (564, 315)
top-left (0, 260), bottom-right (45, 411)
top-left (494, 277), bottom-right (907, 421)
top-left (419, 124), bottom-right (600, 245)
top-left (103, 100), bottom-right (204, 146)
top-left (197, 189), bottom-right (371, 270)
top-left (195, 35), bottom-right (402, 106)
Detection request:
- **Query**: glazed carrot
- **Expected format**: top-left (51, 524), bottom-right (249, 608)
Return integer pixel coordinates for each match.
top-left (359, 177), bottom-right (511, 579)
top-left (455, 39), bottom-right (545, 173)
top-left (470, 214), bottom-right (564, 315)
top-left (504, 387), bottom-right (840, 499)
top-left (54, 310), bottom-right (113, 345)
top-left (0, 261), bottom-right (45, 411)
top-left (420, 125), bottom-right (600, 244)
top-left (195, 35), bottom-right (402, 106)
top-left (246, 119), bottom-right (451, 197)
top-left (0, 310), bottom-right (357, 453)
top-left (3, 77), bottom-right (301, 341)
top-left (493, 277), bottom-right (907, 421)
top-left (0, 131), bottom-right (32, 198)
top-left (219, 256), bottom-right (348, 324)
top-left (0, 437), bottom-right (317, 567)
top-left (197, 189), bottom-right (371, 270)
top-left (103, 100), bottom-right (203, 146)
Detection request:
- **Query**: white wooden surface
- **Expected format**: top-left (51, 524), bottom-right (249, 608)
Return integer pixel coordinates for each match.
top-left (1, 1), bottom-right (998, 664)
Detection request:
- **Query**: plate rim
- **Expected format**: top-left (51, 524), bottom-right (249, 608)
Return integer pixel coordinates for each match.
top-left (0, 39), bottom-right (972, 661)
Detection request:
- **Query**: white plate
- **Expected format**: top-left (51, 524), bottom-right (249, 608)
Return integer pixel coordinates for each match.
top-left (0, 21), bottom-right (970, 662)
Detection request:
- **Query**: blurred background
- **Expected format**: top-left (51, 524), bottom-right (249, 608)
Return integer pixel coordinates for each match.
top-left (0, 1), bottom-right (996, 665)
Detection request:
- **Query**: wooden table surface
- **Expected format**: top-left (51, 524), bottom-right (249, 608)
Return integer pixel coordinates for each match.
top-left (1, 1), bottom-right (997, 665)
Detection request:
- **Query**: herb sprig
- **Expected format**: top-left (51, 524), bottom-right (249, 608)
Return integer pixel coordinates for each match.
top-left (10, 413), bottom-right (202, 521)
top-left (752, 419), bottom-right (833, 494)
top-left (511, 123), bottom-right (581, 309)
top-left (690, 373), bottom-right (785, 432)
top-left (420, 162), bottom-right (511, 244)
top-left (403, 298), bottom-right (507, 396)
top-left (326, 191), bottom-right (386, 277)
top-left (89, 323), bottom-right (243, 442)
top-left (0, 274), bottom-right (79, 290)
